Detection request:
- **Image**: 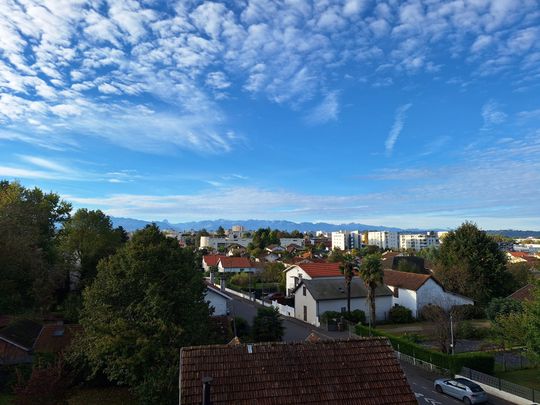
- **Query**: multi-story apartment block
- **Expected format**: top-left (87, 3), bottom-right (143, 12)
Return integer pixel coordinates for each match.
top-left (399, 232), bottom-right (440, 251)
top-left (280, 238), bottom-right (305, 247)
top-left (331, 231), bottom-right (361, 250)
top-left (200, 236), bottom-right (253, 249)
top-left (367, 231), bottom-right (399, 250)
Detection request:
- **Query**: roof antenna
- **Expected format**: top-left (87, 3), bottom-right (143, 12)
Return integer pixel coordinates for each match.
top-left (202, 376), bottom-right (213, 405)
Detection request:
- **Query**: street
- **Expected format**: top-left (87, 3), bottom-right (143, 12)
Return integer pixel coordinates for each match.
top-left (230, 294), bottom-right (516, 405)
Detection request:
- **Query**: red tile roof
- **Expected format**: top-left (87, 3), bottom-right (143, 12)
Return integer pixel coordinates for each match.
top-left (508, 284), bottom-right (536, 302)
top-left (180, 338), bottom-right (416, 405)
top-left (203, 255), bottom-right (226, 267)
top-left (218, 257), bottom-right (253, 268)
top-left (383, 269), bottom-right (434, 291)
top-left (34, 324), bottom-right (82, 353)
top-left (509, 252), bottom-right (530, 258)
top-left (297, 262), bottom-right (342, 278)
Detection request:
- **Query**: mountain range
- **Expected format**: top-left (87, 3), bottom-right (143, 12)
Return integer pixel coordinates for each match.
top-left (109, 216), bottom-right (540, 238)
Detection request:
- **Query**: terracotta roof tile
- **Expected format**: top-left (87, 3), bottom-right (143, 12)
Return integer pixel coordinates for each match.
top-left (34, 324), bottom-right (82, 353)
top-left (383, 269), bottom-right (433, 291)
top-left (508, 284), bottom-right (535, 302)
top-left (297, 262), bottom-right (342, 278)
top-left (218, 257), bottom-right (253, 268)
top-left (180, 338), bottom-right (416, 405)
top-left (204, 255), bottom-right (227, 266)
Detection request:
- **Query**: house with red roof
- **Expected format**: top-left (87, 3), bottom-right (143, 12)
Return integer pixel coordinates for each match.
top-left (284, 262), bottom-right (343, 295)
top-left (217, 257), bottom-right (258, 273)
top-left (202, 255), bottom-right (226, 271)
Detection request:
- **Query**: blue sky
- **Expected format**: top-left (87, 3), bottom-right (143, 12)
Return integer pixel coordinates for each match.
top-left (1, 0), bottom-right (540, 229)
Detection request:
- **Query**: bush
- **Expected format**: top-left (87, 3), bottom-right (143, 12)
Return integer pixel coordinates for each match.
top-left (320, 311), bottom-right (342, 322)
top-left (456, 321), bottom-right (488, 339)
top-left (345, 310), bottom-right (366, 324)
top-left (233, 317), bottom-right (251, 341)
top-left (252, 307), bottom-right (284, 342)
top-left (452, 304), bottom-right (485, 320)
top-left (355, 324), bottom-right (495, 374)
top-left (389, 305), bottom-right (414, 323)
top-left (486, 298), bottom-right (523, 321)
top-left (230, 273), bottom-right (250, 287)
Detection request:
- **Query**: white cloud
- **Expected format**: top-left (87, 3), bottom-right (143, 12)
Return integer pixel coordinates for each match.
top-left (385, 103), bottom-right (412, 156)
top-left (305, 91), bottom-right (339, 124)
top-left (481, 100), bottom-right (507, 128)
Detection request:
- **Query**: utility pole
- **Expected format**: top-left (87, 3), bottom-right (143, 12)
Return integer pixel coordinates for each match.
top-left (450, 313), bottom-right (454, 355)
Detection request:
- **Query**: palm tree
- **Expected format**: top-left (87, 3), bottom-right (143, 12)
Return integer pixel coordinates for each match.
top-left (340, 253), bottom-right (358, 316)
top-left (358, 253), bottom-right (384, 327)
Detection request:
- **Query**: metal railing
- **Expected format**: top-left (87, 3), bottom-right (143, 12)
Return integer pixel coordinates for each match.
top-left (397, 350), bottom-right (450, 375)
top-left (461, 366), bottom-right (540, 402)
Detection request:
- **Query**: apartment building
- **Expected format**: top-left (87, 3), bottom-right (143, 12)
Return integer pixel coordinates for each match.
top-left (367, 231), bottom-right (399, 250)
top-left (399, 232), bottom-right (440, 251)
top-left (331, 231), bottom-right (361, 250)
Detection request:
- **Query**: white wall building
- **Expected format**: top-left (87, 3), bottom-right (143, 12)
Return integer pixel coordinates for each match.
top-left (280, 238), bottom-right (305, 247)
top-left (200, 236), bottom-right (253, 249)
top-left (383, 269), bottom-right (474, 318)
top-left (284, 263), bottom-right (343, 295)
top-left (331, 231), bottom-right (361, 251)
top-left (367, 231), bottom-right (399, 250)
top-left (293, 278), bottom-right (393, 326)
top-left (205, 283), bottom-right (232, 316)
top-left (399, 233), bottom-right (440, 251)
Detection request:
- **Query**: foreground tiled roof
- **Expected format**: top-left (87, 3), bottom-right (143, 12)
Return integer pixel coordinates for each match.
top-left (508, 284), bottom-right (536, 302)
top-left (34, 324), bottom-right (82, 353)
top-left (203, 255), bottom-right (226, 266)
top-left (218, 257), bottom-right (253, 268)
top-left (383, 269), bottom-right (434, 291)
top-left (297, 262), bottom-right (342, 277)
top-left (180, 338), bottom-right (416, 405)
top-left (300, 278), bottom-right (392, 301)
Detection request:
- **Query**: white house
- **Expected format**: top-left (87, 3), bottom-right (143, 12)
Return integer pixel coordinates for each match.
top-left (293, 278), bottom-right (393, 326)
top-left (217, 257), bottom-right (258, 273)
top-left (284, 262), bottom-right (343, 295)
top-left (205, 283), bottom-right (232, 316)
top-left (383, 269), bottom-right (474, 318)
top-left (202, 255), bottom-right (226, 271)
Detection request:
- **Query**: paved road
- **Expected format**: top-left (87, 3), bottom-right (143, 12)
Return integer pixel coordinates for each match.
top-left (230, 294), bottom-right (516, 405)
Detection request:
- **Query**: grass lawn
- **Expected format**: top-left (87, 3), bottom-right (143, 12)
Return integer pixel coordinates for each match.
top-left (0, 393), bottom-right (13, 405)
top-left (495, 368), bottom-right (540, 390)
top-left (377, 319), bottom-right (491, 337)
top-left (68, 387), bottom-right (137, 405)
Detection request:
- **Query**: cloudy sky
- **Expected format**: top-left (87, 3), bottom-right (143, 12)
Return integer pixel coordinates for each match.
top-left (1, 0), bottom-right (539, 229)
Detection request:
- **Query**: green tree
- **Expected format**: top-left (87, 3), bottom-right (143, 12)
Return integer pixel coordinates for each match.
top-left (340, 254), bottom-right (357, 315)
top-left (328, 248), bottom-right (345, 263)
top-left (486, 297), bottom-right (523, 321)
top-left (74, 225), bottom-right (214, 404)
top-left (434, 222), bottom-right (510, 304)
top-left (0, 181), bottom-right (71, 312)
top-left (59, 209), bottom-right (126, 289)
top-left (252, 307), bottom-right (284, 342)
top-left (260, 262), bottom-right (285, 284)
top-left (216, 226), bottom-right (226, 237)
top-left (358, 254), bottom-right (384, 326)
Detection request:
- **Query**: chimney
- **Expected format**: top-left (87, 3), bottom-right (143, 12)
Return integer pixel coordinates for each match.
top-left (220, 277), bottom-right (226, 292)
top-left (202, 376), bottom-right (212, 405)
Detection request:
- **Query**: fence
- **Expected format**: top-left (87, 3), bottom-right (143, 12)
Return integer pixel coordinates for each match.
top-left (461, 366), bottom-right (540, 402)
top-left (396, 350), bottom-right (450, 374)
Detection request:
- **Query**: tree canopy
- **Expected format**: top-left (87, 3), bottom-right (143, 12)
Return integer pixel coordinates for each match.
top-left (434, 222), bottom-right (510, 304)
top-left (358, 254), bottom-right (383, 325)
top-left (252, 307), bottom-right (284, 342)
top-left (74, 225), bottom-right (215, 404)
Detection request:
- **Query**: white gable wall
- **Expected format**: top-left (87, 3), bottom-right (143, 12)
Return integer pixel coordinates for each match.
top-left (388, 286), bottom-right (418, 317)
top-left (285, 266), bottom-right (312, 294)
top-left (205, 289), bottom-right (230, 316)
top-left (416, 279), bottom-right (474, 313)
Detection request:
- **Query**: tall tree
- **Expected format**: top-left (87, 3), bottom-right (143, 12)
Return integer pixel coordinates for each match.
top-left (434, 222), bottom-right (510, 304)
top-left (340, 254), bottom-right (358, 315)
top-left (59, 209), bottom-right (126, 288)
top-left (252, 307), bottom-right (284, 342)
top-left (358, 254), bottom-right (384, 326)
top-left (0, 181), bottom-right (71, 312)
top-left (216, 225), bottom-right (226, 237)
top-left (73, 225), bottom-right (214, 404)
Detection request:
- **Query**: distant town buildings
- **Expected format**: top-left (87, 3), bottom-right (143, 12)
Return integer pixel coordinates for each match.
top-left (399, 232), bottom-right (440, 251)
top-left (331, 230), bottom-right (361, 250)
top-left (367, 231), bottom-right (399, 250)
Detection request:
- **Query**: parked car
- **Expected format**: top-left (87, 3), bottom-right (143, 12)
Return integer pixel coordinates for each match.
top-left (434, 377), bottom-right (488, 404)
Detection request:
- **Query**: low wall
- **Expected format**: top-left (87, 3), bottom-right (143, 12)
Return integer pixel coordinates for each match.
top-left (455, 374), bottom-right (537, 405)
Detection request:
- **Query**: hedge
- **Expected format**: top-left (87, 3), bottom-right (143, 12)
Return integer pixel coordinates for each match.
top-left (355, 324), bottom-right (495, 374)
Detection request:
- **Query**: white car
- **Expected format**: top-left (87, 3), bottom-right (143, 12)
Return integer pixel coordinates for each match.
top-left (434, 377), bottom-right (488, 404)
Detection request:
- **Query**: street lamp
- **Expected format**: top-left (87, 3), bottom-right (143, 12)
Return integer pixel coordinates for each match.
top-left (450, 313), bottom-right (454, 355)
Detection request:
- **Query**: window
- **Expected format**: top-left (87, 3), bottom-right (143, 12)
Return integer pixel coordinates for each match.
top-left (303, 305), bottom-right (307, 321)
top-left (302, 286), bottom-right (306, 296)
top-left (393, 288), bottom-right (399, 298)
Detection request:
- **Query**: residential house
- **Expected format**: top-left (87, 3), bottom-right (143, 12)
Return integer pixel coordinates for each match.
top-left (383, 269), bottom-right (474, 318)
top-left (506, 251), bottom-right (529, 263)
top-left (205, 282), bottom-right (232, 316)
top-left (217, 257), bottom-right (258, 273)
top-left (202, 255), bottom-right (226, 272)
top-left (284, 262), bottom-right (343, 295)
top-left (508, 284), bottom-right (536, 302)
top-left (293, 278), bottom-right (393, 326)
top-left (179, 338), bottom-right (417, 405)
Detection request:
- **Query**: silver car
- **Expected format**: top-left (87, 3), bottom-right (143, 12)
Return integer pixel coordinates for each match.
top-left (434, 377), bottom-right (488, 404)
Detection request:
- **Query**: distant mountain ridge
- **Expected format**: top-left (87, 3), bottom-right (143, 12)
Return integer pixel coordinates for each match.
top-left (110, 216), bottom-right (540, 237)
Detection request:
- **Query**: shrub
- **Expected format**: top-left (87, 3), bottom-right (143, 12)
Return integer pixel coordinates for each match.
top-left (401, 333), bottom-right (423, 344)
top-left (389, 305), bottom-right (414, 323)
top-left (452, 304), bottom-right (485, 320)
top-left (233, 317), bottom-right (251, 341)
top-left (456, 321), bottom-right (489, 339)
top-left (345, 310), bottom-right (366, 324)
top-left (486, 298), bottom-right (523, 321)
top-left (252, 307), bottom-right (284, 342)
top-left (354, 324), bottom-right (495, 374)
top-left (230, 272), bottom-right (250, 287)
top-left (320, 311), bottom-right (342, 322)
